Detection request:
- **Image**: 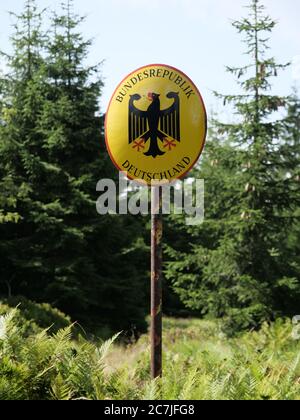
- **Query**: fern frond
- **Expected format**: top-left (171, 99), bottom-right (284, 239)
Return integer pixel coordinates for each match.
top-left (142, 378), bottom-right (160, 400)
top-left (287, 354), bottom-right (300, 382)
top-left (0, 309), bottom-right (18, 340)
top-left (96, 332), bottom-right (122, 363)
top-left (179, 368), bottom-right (198, 400)
top-left (51, 374), bottom-right (73, 400)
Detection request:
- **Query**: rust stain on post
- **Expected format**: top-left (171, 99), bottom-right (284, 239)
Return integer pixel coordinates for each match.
top-left (151, 185), bottom-right (163, 379)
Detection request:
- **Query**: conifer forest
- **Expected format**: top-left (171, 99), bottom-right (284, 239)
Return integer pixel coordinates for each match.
top-left (0, 0), bottom-right (299, 402)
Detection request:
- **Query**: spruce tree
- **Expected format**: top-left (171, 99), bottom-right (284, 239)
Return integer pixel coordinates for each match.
top-left (40, 0), bottom-right (148, 333)
top-left (0, 0), bottom-right (148, 334)
top-left (165, 0), bottom-right (300, 332)
top-left (0, 0), bottom-right (49, 298)
top-left (283, 91), bottom-right (300, 297)
top-left (284, 91), bottom-right (300, 186)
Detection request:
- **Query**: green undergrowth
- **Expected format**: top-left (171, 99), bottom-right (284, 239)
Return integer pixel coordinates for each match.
top-left (0, 310), bottom-right (299, 400)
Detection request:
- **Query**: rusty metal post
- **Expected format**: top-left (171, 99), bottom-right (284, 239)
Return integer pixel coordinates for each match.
top-left (151, 185), bottom-right (163, 379)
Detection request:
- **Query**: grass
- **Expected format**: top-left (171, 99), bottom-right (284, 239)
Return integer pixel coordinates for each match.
top-left (1, 310), bottom-right (300, 400)
top-left (105, 317), bottom-right (300, 400)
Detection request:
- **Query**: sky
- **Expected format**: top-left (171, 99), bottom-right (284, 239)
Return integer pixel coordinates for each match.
top-left (0, 0), bottom-right (299, 118)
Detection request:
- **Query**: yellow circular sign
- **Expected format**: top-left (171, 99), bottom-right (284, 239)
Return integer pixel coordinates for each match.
top-left (105, 64), bottom-right (207, 185)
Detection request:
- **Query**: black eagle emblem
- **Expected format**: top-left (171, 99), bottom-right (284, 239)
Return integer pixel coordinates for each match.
top-left (129, 92), bottom-right (180, 158)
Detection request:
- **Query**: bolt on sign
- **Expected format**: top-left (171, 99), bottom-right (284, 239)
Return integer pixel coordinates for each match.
top-left (105, 64), bottom-right (207, 185)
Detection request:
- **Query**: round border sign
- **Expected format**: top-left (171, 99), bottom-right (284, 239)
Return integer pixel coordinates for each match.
top-left (105, 64), bottom-right (207, 185)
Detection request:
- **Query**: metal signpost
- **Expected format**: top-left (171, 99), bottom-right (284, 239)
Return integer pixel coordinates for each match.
top-left (151, 186), bottom-right (163, 378)
top-left (105, 64), bottom-right (207, 379)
